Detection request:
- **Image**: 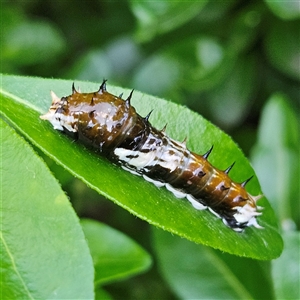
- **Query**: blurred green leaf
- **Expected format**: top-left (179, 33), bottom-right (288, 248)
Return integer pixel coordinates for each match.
top-left (208, 55), bottom-right (257, 129)
top-left (168, 36), bottom-right (236, 92)
top-left (264, 20), bottom-right (300, 81)
top-left (251, 94), bottom-right (300, 229)
top-left (0, 6), bottom-right (26, 35)
top-left (153, 228), bottom-right (275, 300)
top-left (131, 1), bottom-right (208, 42)
top-left (227, 4), bottom-right (262, 54)
top-left (134, 36), bottom-right (236, 96)
top-left (66, 49), bottom-right (113, 82)
top-left (131, 54), bottom-right (182, 97)
top-left (67, 36), bottom-right (142, 84)
top-left (256, 94), bottom-right (299, 149)
top-left (0, 119), bottom-right (94, 298)
top-left (195, 37), bottom-right (224, 70)
top-left (81, 219), bottom-right (152, 285)
top-left (95, 287), bottom-right (113, 300)
top-left (1, 19), bottom-right (66, 66)
top-left (0, 74), bottom-right (283, 260)
top-left (265, 0), bottom-right (300, 20)
top-left (194, 1), bottom-right (237, 23)
top-left (272, 231), bottom-right (300, 299)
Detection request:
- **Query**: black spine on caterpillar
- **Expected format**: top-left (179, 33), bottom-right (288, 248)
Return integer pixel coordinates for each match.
top-left (40, 80), bottom-right (263, 232)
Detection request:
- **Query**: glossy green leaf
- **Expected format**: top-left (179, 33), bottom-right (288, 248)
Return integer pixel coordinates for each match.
top-left (81, 219), bottom-right (152, 285)
top-left (0, 119), bottom-right (94, 298)
top-left (0, 74), bottom-right (283, 260)
top-left (153, 228), bottom-right (275, 300)
top-left (251, 94), bottom-right (300, 228)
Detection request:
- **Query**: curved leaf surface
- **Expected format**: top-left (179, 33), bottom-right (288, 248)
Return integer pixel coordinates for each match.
top-left (0, 118), bottom-right (94, 299)
top-left (81, 219), bottom-right (152, 285)
top-left (153, 228), bottom-right (275, 300)
top-left (0, 74), bottom-right (283, 260)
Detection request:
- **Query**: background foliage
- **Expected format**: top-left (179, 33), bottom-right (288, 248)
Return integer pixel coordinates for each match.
top-left (1, 1), bottom-right (299, 299)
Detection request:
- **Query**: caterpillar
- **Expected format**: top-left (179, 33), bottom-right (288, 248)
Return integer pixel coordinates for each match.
top-left (40, 80), bottom-right (263, 232)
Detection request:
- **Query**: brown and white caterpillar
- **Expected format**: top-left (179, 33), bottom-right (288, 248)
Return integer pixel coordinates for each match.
top-left (40, 80), bottom-right (263, 232)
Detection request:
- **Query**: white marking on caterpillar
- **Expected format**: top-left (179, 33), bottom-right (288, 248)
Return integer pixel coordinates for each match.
top-left (186, 195), bottom-right (207, 210)
top-left (142, 175), bottom-right (165, 187)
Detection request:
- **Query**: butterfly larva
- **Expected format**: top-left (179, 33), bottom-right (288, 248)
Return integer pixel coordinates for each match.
top-left (40, 80), bottom-right (263, 232)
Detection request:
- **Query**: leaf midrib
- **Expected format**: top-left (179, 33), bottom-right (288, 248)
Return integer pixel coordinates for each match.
top-left (0, 232), bottom-right (35, 299)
